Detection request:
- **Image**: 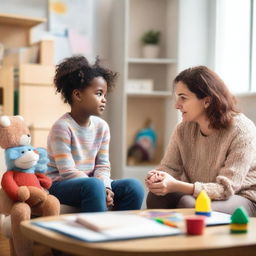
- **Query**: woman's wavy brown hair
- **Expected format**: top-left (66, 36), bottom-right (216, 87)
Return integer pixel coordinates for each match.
top-left (173, 66), bottom-right (240, 129)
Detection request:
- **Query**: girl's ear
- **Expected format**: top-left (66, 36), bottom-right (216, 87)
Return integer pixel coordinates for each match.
top-left (72, 89), bottom-right (82, 102)
top-left (204, 96), bottom-right (211, 108)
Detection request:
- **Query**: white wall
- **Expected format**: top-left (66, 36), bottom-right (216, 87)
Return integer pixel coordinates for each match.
top-left (175, 0), bottom-right (215, 129)
top-left (178, 0), bottom-right (214, 71)
top-left (94, 0), bottom-right (113, 61)
top-left (237, 95), bottom-right (256, 124)
top-left (0, 0), bottom-right (48, 18)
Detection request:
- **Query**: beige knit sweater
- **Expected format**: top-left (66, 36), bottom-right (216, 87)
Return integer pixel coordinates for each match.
top-left (156, 113), bottom-right (256, 202)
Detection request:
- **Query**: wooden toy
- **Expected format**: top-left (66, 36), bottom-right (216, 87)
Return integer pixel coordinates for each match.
top-left (230, 207), bottom-right (249, 233)
top-left (195, 190), bottom-right (212, 216)
top-left (185, 215), bottom-right (206, 235)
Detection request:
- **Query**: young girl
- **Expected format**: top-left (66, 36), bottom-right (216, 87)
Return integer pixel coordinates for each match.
top-left (47, 55), bottom-right (144, 212)
top-left (145, 66), bottom-right (256, 216)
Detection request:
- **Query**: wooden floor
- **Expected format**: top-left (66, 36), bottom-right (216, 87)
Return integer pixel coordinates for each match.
top-left (0, 234), bottom-right (55, 256)
top-left (0, 233), bottom-right (74, 256)
top-left (0, 234), bottom-right (10, 256)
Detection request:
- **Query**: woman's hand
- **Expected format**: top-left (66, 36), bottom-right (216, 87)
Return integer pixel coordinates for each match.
top-left (145, 169), bottom-right (164, 184)
top-left (145, 170), bottom-right (179, 196)
top-left (106, 188), bottom-right (114, 208)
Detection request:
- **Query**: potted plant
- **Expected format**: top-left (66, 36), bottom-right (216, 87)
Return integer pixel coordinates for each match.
top-left (141, 30), bottom-right (161, 58)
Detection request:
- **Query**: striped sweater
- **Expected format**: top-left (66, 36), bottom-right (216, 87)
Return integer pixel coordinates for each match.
top-left (156, 113), bottom-right (256, 202)
top-left (47, 113), bottom-right (112, 188)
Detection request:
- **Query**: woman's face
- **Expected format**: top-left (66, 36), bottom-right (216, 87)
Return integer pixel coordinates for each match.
top-left (175, 81), bottom-right (208, 123)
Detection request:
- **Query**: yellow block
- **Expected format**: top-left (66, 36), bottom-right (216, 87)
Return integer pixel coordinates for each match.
top-left (195, 190), bottom-right (212, 212)
top-left (230, 224), bottom-right (248, 230)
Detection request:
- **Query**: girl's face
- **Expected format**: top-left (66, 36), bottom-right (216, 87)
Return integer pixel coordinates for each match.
top-left (74, 76), bottom-right (107, 116)
top-left (175, 81), bottom-right (209, 123)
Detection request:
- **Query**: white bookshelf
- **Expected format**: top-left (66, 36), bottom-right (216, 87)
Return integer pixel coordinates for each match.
top-left (109, 0), bottom-right (179, 180)
top-left (126, 91), bottom-right (172, 98)
top-left (127, 58), bottom-right (177, 64)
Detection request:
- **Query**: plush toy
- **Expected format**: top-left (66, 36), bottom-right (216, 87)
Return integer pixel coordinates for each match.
top-left (0, 115), bottom-right (60, 256)
top-left (127, 119), bottom-right (157, 165)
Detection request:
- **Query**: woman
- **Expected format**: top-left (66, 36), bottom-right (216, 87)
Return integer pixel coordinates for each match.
top-left (145, 66), bottom-right (256, 216)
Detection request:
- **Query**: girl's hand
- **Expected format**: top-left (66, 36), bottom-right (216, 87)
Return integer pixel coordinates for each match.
top-left (146, 171), bottom-right (179, 196)
top-left (106, 188), bottom-right (114, 208)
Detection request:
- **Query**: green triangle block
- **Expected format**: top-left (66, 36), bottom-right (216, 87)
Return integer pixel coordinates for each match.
top-left (231, 207), bottom-right (249, 224)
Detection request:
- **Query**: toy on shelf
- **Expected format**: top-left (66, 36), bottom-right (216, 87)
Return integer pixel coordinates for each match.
top-left (0, 115), bottom-right (60, 256)
top-left (195, 190), bottom-right (212, 217)
top-left (185, 215), bottom-right (206, 235)
top-left (127, 118), bottom-right (157, 165)
top-left (230, 207), bottom-right (249, 234)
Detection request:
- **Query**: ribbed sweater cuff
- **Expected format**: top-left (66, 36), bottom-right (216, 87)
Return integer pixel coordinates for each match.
top-left (193, 182), bottom-right (202, 197)
top-left (103, 178), bottom-right (112, 189)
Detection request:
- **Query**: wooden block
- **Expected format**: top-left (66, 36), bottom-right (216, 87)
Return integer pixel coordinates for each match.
top-left (39, 40), bottom-right (54, 65)
top-left (231, 207), bottom-right (249, 224)
top-left (230, 223), bottom-right (248, 230)
top-left (0, 25), bottom-right (30, 48)
top-left (230, 207), bottom-right (249, 234)
top-left (0, 66), bottom-right (14, 115)
top-left (3, 46), bottom-right (39, 66)
top-left (19, 64), bottom-right (55, 85)
top-left (30, 127), bottom-right (50, 148)
top-left (185, 215), bottom-right (206, 235)
top-left (19, 84), bottom-right (68, 128)
top-left (0, 13), bottom-right (46, 48)
top-left (195, 190), bottom-right (212, 216)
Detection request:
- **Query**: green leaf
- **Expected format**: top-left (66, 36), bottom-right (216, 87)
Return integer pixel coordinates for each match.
top-left (141, 30), bottom-right (160, 45)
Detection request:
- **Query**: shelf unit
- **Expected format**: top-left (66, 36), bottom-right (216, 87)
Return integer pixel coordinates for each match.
top-left (0, 13), bottom-right (46, 48)
top-left (0, 13), bottom-right (68, 148)
top-left (128, 58), bottom-right (176, 64)
top-left (0, 13), bottom-right (46, 116)
top-left (109, 0), bottom-right (179, 181)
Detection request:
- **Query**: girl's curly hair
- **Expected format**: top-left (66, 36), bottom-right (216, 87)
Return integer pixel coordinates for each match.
top-left (54, 55), bottom-right (118, 104)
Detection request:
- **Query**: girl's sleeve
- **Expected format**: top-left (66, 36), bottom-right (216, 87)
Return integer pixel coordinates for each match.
top-left (48, 124), bottom-right (88, 180)
top-left (193, 132), bottom-right (256, 200)
top-left (93, 124), bottom-right (111, 188)
top-left (155, 127), bottom-right (184, 179)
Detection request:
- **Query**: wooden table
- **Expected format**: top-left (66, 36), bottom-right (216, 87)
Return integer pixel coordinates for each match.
top-left (21, 209), bottom-right (256, 256)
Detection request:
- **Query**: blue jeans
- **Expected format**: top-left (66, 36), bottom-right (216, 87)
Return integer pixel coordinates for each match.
top-left (49, 177), bottom-right (144, 212)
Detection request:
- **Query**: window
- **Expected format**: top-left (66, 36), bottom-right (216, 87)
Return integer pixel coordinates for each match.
top-left (214, 0), bottom-right (254, 94)
top-left (252, 1), bottom-right (256, 91)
